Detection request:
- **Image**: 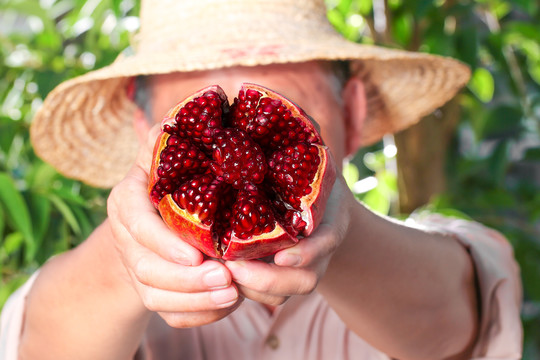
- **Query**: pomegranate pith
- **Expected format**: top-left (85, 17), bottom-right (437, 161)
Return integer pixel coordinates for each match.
top-left (149, 83), bottom-right (336, 260)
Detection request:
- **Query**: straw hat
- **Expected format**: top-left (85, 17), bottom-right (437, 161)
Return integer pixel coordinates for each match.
top-left (30, 0), bottom-right (470, 188)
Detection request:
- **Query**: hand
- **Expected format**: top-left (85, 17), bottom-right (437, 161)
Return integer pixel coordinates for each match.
top-left (225, 173), bottom-right (354, 306)
top-left (107, 125), bottom-right (242, 327)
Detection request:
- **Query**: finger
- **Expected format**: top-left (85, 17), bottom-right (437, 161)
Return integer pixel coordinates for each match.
top-left (109, 168), bottom-right (203, 266)
top-left (225, 260), bottom-right (318, 297)
top-left (113, 218), bottom-right (214, 292)
top-left (273, 224), bottom-right (338, 268)
top-left (274, 177), bottom-right (350, 268)
top-left (158, 299), bottom-right (243, 328)
top-left (129, 252), bottom-right (232, 292)
top-left (235, 284), bottom-right (289, 307)
top-left (135, 282), bottom-right (240, 313)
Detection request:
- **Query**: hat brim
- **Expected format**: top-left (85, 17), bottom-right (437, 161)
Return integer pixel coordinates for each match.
top-left (30, 39), bottom-right (470, 188)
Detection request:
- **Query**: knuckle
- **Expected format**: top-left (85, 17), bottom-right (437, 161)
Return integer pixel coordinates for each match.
top-left (267, 296), bottom-right (288, 306)
top-left (129, 216), bottom-right (143, 240)
top-left (257, 276), bottom-right (277, 293)
top-left (159, 304), bottom-right (240, 328)
top-left (330, 229), bottom-right (342, 252)
top-left (323, 226), bottom-right (341, 254)
top-left (298, 272), bottom-right (318, 295)
top-left (161, 313), bottom-right (185, 328)
top-left (159, 312), bottom-right (202, 329)
top-left (141, 290), bottom-right (159, 312)
top-left (122, 174), bottom-right (146, 198)
top-left (123, 177), bottom-right (141, 196)
top-left (133, 257), bottom-right (151, 284)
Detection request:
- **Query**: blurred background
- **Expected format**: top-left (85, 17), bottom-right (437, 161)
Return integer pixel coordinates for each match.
top-left (0, 0), bottom-right (539, 356)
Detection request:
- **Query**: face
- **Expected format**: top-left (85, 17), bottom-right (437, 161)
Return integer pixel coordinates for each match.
top-left (148, 61), bottom-right (348, 165)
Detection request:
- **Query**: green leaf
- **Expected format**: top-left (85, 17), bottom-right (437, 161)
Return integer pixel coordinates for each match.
top-left (26, 161), bottom-right (57, 191)
top-left (488, 140), bottom-right (509, 186)
top-left (362, 187), bottom-right (391, 215)
top-left (510, 0), bottom-right (538, 15)
top-left (358, 170), bottom-right (397, 215)
top-left (392, 13), bottom-right (413, 47)
top-left (377, 171), bottom-right (398, 196)
top-left (491, 2), bottom-right (512, 19)
top-left (524, 147), bottom-right (540, 161)
top-left (327, 8), bottom-right (347, 34)
top-left (336, 0), bottom-right (353, 14)
top-left (34, 70), bottom-right (65, 99)
top-left (505, 22), bottom-right (540, 43)
top-left (3, 232), bottom-right (24, 256)
top-left (528, 59), bottom-right (540, 85)
top-left (0, 173), bottom-right (34, 249)
top-left (408, 0), bottom-right (434, 18)
top-left (0, 205), bottom-right (4, 240)
top-left (454, 22), bottom-right (478, 68)
top-left (358, 0), bottom-right (372, 15)
top-left (111, 0), bottom-right (123, 16)
top-left (363, 151), bottom-right (386, 172)
top-left (48, 194), bottom-right (81, 236)
top-left (70, 205), bottom-right (93, 240)
top-left (469, 68), bottom-right (495, 103)
top-left (1, 0), bottom-right (57, 35)
top-left (480, 105), bottom-right (523, 140)
top-left (343, 162), bottom-right (359, 189)
top-left (27, 192), bottom-right (51, 247)
top-left (52, 187), bottom-right (88, 207)
top-left (0, 117), bottom-right (18, 155)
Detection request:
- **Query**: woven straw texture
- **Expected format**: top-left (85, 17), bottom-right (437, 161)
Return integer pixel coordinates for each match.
top-left (30, 0), bottom-right (471, 188)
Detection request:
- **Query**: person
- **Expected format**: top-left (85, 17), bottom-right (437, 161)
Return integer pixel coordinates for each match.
top-left (0, 0), bottom-right (522, 359)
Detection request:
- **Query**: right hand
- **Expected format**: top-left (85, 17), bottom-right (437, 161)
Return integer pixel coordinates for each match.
top-left (106, 125), bottom-right (242, 328)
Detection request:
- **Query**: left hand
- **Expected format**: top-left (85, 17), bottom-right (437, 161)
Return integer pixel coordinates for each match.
top-left (225, 175), bottom-right (354, 306)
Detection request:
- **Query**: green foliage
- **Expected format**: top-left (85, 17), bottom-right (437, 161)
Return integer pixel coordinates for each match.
top-left (0, 0), bottom-right (139, 308)
top-left (328, 0), bottom-right (540, 355)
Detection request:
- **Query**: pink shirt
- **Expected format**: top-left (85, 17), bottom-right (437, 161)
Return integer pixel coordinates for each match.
top-left (0, 215), bottom-right (523, 359)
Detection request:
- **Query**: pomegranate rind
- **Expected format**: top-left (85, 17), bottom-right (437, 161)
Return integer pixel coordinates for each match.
top-left (158, 194), bottom-right (221, 258)
top-left (299, 145), bottom-right (336, 235)
top-left (148, 132), bottom-right (171, 207)
top-left (223, 222), bottom-right (297, 261)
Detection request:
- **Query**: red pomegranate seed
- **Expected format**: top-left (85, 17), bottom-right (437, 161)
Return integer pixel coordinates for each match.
top-left (172, 91), bottom-right (224, 151)
top-left (231, 186), bottom-right (275, 239)
top-left (268, 143), bottom-right (320, 209)
top-left (210, 128), bottom-right (267, 189)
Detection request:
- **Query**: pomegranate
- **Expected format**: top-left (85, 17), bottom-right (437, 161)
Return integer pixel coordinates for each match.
top-left (149, 83), bottom-right (336, 260)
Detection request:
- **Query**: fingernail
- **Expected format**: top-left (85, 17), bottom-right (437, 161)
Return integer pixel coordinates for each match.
top-left (278, 254), bottom-right (302, 267)
top-left (211, 287), bottom-right (238, 307)
top-left (203, 268), bottom-right (228, 289)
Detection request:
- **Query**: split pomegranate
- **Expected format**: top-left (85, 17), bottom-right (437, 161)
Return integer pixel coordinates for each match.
top-left (149, 83), bottom-right (336, 260)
